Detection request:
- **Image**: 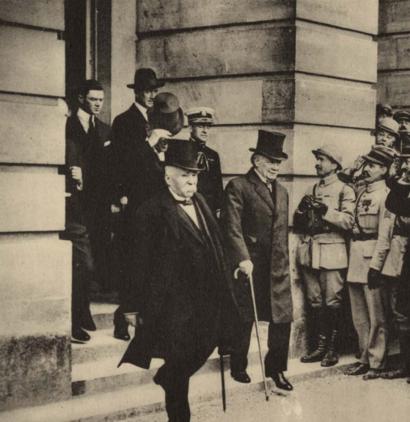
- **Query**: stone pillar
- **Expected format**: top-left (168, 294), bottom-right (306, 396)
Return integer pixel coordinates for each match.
top-left (378, 0), bottom-right (410, 108)
top-left (0, 0), bottom-right (71, 410)
top-left (135, 0), bottom-right (378, 356)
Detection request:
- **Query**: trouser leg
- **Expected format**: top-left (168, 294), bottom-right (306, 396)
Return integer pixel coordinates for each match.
top-left (348, 283), bottom-right (370, 364)
top-left (230, 320), bottom-right (253, 373)
top-left (265, 322), bottom-right (291, 374)
top-left (363, 285), bottom-right (387, 369)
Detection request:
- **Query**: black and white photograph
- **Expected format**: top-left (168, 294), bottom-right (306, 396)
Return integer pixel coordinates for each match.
top-left (1, 1), bottom-right (410, 421)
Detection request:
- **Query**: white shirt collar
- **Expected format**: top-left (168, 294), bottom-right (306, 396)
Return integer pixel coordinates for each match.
top-left (134, 101), bottom-right (148, 122)
top-left (77, 107), bottom-right (93, 132)
top-left (168, 188), bottom-right (193, 203)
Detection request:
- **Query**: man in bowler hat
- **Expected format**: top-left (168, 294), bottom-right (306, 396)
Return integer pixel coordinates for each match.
top-left (119, 140), bottom-right (235, 422)
top-left (222, 130), bottom-right (294, 391)
top-left (112, 92), bottom-right (185, 341)
top-left (186, 107), bottom-right (223, 216)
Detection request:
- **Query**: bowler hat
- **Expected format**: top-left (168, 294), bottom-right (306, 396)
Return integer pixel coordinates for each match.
top-left (393, 110), bottom-right (410, 123)
top-left (312, 144), bottom-right (343, 169)
top-left (249, 130), bottom-right (288, 161)
top-left (147, 92), bottom-right (184, 136)
top-left (378, 117), bottom-right (400, 138)
top-left (186, 107), bottom-right (215, 125)
top-left (362, 145), bottom-right (396, 167)
top-left (126, 68), bottom-right (165, 92)
top-left (164, 139), bottom-right (207, 171)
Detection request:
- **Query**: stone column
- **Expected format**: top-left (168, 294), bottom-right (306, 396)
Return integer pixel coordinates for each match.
top-left (0, 0), bottom-right (71, 410)
top-left (379, 0), bottom-right (410, 108)
top-left (135, 0), bottom-right (378, 356)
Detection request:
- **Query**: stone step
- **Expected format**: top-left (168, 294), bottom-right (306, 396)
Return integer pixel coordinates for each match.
top-left (1, 353), bottom-right (357, 422)
top-left (71, 326), bottom-right (269, 397)
top-left (89, 302), bottom-right (117, 330)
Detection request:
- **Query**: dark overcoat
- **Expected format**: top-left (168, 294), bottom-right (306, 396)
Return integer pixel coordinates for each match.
top-left (111, 104), bottom-right (148, 200)
top-left (190, 140), bottom-right (224, 215)
top-left (119, 190), bottom-right (235, 369)
top-left (222, 169), bottom-right (293, 324)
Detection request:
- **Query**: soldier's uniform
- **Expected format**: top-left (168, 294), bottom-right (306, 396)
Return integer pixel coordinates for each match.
top-left (186, 107), bottom-right (223, 216)
top-left (346, 145), bottom-right (396, 379)
top-left (295, 145), bottom-right (355, 367)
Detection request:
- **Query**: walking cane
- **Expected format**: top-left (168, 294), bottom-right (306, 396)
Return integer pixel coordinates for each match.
top-left (234, 269), bottom-right (270, 401)
top-left (219, 354), bottom-right (227, 411)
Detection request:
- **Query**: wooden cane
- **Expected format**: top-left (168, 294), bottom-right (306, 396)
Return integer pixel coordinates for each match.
top-left (219, 354), bottom-right (227, 411)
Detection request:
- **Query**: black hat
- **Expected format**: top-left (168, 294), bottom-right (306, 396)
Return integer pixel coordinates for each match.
top-left (126, 68), bottom-right (165, 92)
top-left (393, 110), bottom-right (410, 123)
top-left (164, 139), bottom-right (207, 171)
top-left (376, 103), bottom-right (393, 117)
top-left (147, 92), bottom-right (184, 136)
top-left (362, 145), bottom-right (396, 167)
top-left (249, 130), bottom-right (288, 161)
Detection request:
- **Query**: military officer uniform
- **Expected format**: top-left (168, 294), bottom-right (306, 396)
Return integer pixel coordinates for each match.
top-left (294, 145), bottom-right (355, 367)
top-left (346, 146), bottom-right (396, 379)
top-left (186, 107), bottom-right (223, 216)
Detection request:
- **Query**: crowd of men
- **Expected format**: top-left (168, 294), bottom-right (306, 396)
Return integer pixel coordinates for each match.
top-left (63, 68), bottom-right (410, 421)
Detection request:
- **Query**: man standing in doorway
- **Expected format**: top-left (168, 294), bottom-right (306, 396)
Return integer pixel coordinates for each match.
top-left (222, 130), bottom-right (293, 391)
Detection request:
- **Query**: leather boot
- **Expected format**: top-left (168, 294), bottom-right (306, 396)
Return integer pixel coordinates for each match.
top-left (301, 334), bottom-right (327, 363)
top-left (321, 329), bottom-right (339, 367)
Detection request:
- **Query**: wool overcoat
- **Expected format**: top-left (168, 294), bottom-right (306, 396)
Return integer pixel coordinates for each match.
top-left (119, 190), bottom-right (236, 369)
top-left (222, 169), bottom-right (293, 324)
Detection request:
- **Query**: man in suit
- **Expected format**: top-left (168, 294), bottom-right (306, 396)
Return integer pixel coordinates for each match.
top-left (222, 130), bottom-right (293, 391)
top-left (345, 145), bottom-right (396, 379)
top-left (112, 92), bottom-right (184, 341)
top-left (294, 145), bottom-right (355, 367)
top-left (186, 107), bottom-right (223, 216)
top-left (119, 140), bottom-right (235, 422)
top-left (62, 79), bottom-right (111, 343)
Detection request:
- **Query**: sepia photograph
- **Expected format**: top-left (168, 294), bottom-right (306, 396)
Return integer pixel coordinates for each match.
top-left (1, 0), bottom-right (410, 421)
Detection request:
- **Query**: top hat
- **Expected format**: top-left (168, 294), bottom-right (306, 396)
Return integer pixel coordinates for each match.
top-left (164, 139), bottom-right (207, 171)
top-left (393, 110), bottom-right (410, 123)
top-left (312, 144), bottom-right (343, 169)
top-left (249, 130), bottom-right (288, 161)
top-left (378, 117), bottom-right (400, 138)
top-left (186, 107), bottom-right (215, 125)
top-left (147, 92), bottom-right (184, 136)
top-left (126, 68), bottom-right (165, 92)
top-left (362, 145), bottom-right (396, 167)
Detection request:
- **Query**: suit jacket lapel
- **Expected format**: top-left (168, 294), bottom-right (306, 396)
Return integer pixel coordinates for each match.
top-left (247, 170), bottom-right (275, 211)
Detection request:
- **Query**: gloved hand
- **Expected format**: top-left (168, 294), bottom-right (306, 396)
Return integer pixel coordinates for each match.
top-left (298, 195), bottom-right (313, 213)
top-left (236, 260), bottom-right (253, 278)
top-left (367, 268), bottom-right (381, 289)
top-left (314, 201), bottom-right (328, 216)
top-left (146, 128), bottom-right (172, 149)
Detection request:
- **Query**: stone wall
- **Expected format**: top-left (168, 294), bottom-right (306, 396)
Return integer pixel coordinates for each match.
top-left (0, 0), bottom-right (71, 410)
top-left (134, 0), bottom-right (378, 357)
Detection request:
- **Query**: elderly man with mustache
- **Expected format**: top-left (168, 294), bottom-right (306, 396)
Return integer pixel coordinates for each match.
top-left (294, 145), bottom-right (355, 368)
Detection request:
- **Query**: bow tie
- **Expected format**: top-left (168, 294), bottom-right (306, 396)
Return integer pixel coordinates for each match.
top-left (175, 198), bottom-right (193, 206)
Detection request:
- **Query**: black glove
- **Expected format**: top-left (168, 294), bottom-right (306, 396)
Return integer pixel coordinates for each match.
top-left (298, 195), bottom-right (313, 213)
top-left (314, 201), bottom-right (328, 216)
top-left (367, 268), bottom-right (381, 290)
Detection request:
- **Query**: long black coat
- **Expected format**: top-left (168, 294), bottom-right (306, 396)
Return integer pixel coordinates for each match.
top-left (222, 169), bottom-right (293, 324)
top-left (65, 114), bottom-right (112, 226)
top-left (119, 190), bottom-right (236, 369)
top-left (111, 104), bottom-right (148, 200)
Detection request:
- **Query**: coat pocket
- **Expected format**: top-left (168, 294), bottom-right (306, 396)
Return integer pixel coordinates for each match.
top-left (318, 242), bottom-right (348, 270)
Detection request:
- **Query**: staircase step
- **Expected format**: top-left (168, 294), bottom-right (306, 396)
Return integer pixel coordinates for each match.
top-left (1, 353), bottom-right (357, 422)
top-left (72, 328), bottom-right (131, 365)
top-left (89, 302), bottom-right (117, 330)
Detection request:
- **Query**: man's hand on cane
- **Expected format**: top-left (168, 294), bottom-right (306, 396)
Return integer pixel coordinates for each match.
top-left (236, 259), bottom-right (253, 278)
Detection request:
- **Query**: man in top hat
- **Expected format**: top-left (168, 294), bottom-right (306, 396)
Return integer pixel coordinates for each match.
top-left (63, 79), bottom-right (111, 342)
top-left (294, 145), bottom-right (355, 367)
top-left (344, 145), bottom-right (396, 379)
top-left (112, 92), bottom-right (184, 341)
top-left (186, 107), bottom-right (223, 216)
top-left (119, 140), bottom-right (235, 422)
top-left (111, 68), bottom-right (165, 206)
top-left (222, 130), bottom-right (293, 391)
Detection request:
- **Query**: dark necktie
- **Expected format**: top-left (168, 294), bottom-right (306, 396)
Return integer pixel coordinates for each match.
top-left (88, 116), bottom-right (96, 139)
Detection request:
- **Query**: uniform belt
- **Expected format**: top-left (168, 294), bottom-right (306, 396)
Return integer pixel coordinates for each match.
top-left (352, 233), bottom-right (378, 241)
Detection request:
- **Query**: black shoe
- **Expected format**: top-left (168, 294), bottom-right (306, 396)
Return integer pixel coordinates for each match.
top-left (271, 372), bottom-right (293, 391)
top-left (381, 368), bottom-right (408, 379)
top-left (81, 314), bottom-right (97, 331)
top-left (363, 368), bottom-right (383, 381)
top-left (231, 371), bottom-right (251, 383)
top-left (72, 327), bottom-right (91, 343)
top-left (114, 326), bottom-right (130, 341)
top-left (301, 335), bottom-right (327, 363)
top-left (345, 363), bottom-right (369, 376)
